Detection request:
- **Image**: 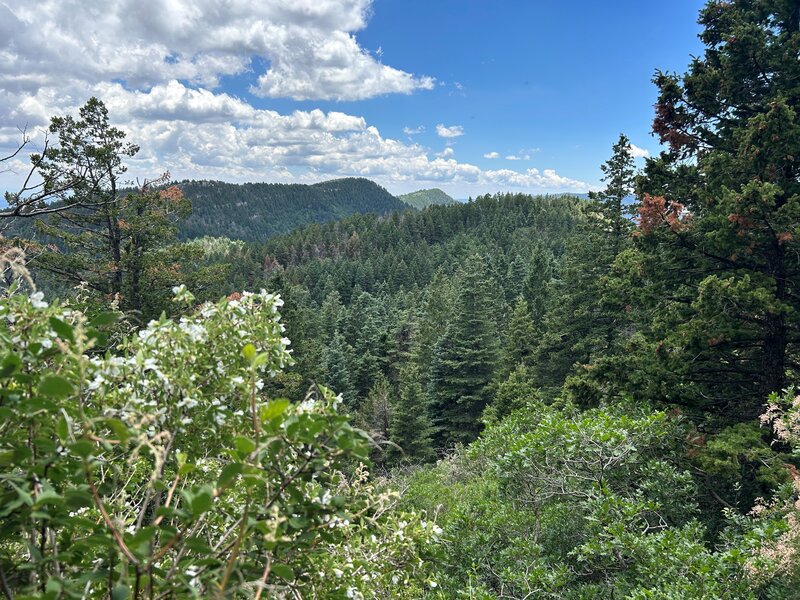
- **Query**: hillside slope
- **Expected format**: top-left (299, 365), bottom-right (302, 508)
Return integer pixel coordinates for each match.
top-left (397, 188), bottom-right (455, 209)
top-left (177, 177), bottom-right (408, 242)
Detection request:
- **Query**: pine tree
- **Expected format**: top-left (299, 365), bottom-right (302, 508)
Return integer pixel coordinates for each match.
top-left (503, 296), bottom-right (537, 374)
top-left (389, 364), bottom-right (434, 464)
top-left (532, 136), bottom-right (637, 396)
top-left (320, 332), bottom-right (356, 407)
top-left (594, 133), bottom-right (636, 252)
top-left (483, 364), bottom-right (538, 425)
top-left (428, 255), bottom-right (499, 446)
top-left (30, 99), bottom-right (189, 315)
top-left (343, 291), bottom-right (387, 400)
top-left (356, 375), bottom-right (394, 464)
top-left (521, 246), bottom-right (555, 321)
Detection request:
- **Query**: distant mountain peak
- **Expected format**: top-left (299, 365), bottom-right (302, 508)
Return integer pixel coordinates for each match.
top-left (175, 177), bottom-right (407, 242)
top-left (397, 188), bottom-right (455, 210)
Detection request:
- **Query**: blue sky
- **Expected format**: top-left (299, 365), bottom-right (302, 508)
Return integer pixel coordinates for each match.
top-left (1, 0), bottom-right (706, 197)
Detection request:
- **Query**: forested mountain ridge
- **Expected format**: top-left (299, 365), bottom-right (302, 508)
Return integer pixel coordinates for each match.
top-left (397, 188), bottom-right (456, 209)
top-left (175, 177), bottom-right (408, 242)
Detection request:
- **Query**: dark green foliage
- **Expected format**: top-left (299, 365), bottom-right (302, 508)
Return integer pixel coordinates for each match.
top-left (388, 364), bottom-right (434, 464)
top-left (483, 364), bottom-right (538, 425)
top-left (177, 177), bottom-right (408, 242)
top-left (397, 188), bottom-right (456, 210)
top-left (25, 99), bottom-right (191, 320)
top-left (594, 132), bottom-right (636, 249)
top-left (428, 255), bottom-right (500, 446)
top-left (320, 332), bottom-right (356, 406)
top-left (627, 0), bottom-right (800, 421)
top-left (502, 296), bottom-right (537, 374)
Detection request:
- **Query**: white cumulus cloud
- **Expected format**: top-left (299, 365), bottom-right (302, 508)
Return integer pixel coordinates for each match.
top-left (0, 1), bottom-right (590, 197)
top-left (628, 143), bottom-right (650, 158)
top-left (436, 124), bottom-right (464, 138)
top-left (0, 0), bottom-right (434, 103)
top-left (403, 126), bottom-right (425, 135)
top-left (483, 151), bottom-right (499, 159)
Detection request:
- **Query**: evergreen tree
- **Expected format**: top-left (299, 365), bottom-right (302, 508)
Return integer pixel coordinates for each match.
top-left (504, 254), bottom-right (529, 304)
top-left (483, 364), bottom-right (538, 425)
top-left (320, 332), bottom-right (356, 407)
top-left (594, 132), bottom-right (636, 252)
top-left (356, 375), bottom-right (394, 464)
top-left (521, 246), bottom-right (555, 321)
top-left (502, 296), bottom-right (537, 374)
top-left (630, 0), bottom-right (800, 420)
top-left (428, 255), bottom-right (499, 446)
top-left (319, 290), bottom-right (344, 339)
top-left (389, 364), bottom-right (434, 464)
top-left (344, 291), bottom-right (387, 400)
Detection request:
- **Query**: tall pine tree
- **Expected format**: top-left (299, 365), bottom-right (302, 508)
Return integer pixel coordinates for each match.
top-left (388, 364), bottom-right (434, 464)
top-left (428, 254), bottom-right (499, 446)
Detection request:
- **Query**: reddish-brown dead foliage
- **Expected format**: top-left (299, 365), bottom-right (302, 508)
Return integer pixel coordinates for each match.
top-left (158, 186), bottom-right (184, 203)
top-left (637, 194), bottom-right (691, 235)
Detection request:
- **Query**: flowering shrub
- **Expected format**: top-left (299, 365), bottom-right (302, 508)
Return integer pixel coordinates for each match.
top-left (0, 286), bottom-right (437, 598)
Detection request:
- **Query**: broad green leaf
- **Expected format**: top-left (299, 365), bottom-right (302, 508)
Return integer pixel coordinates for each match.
top-left (217, 462), bottom-right (243, 488)
top-left (70, 439), bottom-right (95, 459)
top-left (89, 312), bottom-right (121, 327)
top-left (38, 375), bottom-right (75, 398)
top-left (111, 585), bottom-right (130, 600)
top-left (234, 435), bottom-right (256, 456)
top-left (49, 317), bottom-right (75, 342)
top-left (271, 564), bottom-right (294, 581)
top-left (261, 399), bottom-right (290, 422)
top-left (0, 353), bottom-right (21, 378)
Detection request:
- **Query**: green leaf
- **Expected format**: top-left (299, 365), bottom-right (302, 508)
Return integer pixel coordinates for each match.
top-left (111, 585), bottom-right (130, 600)
top-left (56, 414), bottom-right (69, 442)
top-left (253, 352), bottom-right (270, 368)
top-left (217, 462), bottom-right (242, 488)
top-left (70, 439), bottom-right (95, 459)
top-left (103, 418), bottom-right (131, 443)
top-left (234, 435), bottom-right (256, 456)
top-left (45, 578), bottom-right (62, 595)
top-left (90, 312), bottom-right (121, 327)
top-left (241, 343), bottom-right (257, 363)
top-left (261, 399), bottom-right (290, 422)
top-left (0, 354), bottom-right (21, 378)
top-left (188, 487), bottom-right (214, 516)
top-left (49, 317), bottom-right (75, 342)
top-left (270, 564), bottom-right (294, 581)
top-left (38, 375), bottom-right (75, 399)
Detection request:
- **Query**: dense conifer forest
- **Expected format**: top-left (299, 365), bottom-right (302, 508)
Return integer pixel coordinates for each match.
top-left (2, 0), bottom-right (800, 598)
top-left (175, 178), bottom-right (408, 242)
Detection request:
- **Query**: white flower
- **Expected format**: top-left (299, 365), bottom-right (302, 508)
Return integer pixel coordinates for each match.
top-left (30, 291), bottom-right (48, 309)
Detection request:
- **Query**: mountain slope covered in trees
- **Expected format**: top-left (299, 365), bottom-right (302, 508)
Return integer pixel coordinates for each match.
top-left (397, 188), bottom-right (456, 209)
top-left (176, 177), bottom-right (408, 242)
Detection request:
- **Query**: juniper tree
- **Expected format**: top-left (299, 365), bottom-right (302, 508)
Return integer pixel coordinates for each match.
top-left (631, 0), bottom-right (800, 420)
